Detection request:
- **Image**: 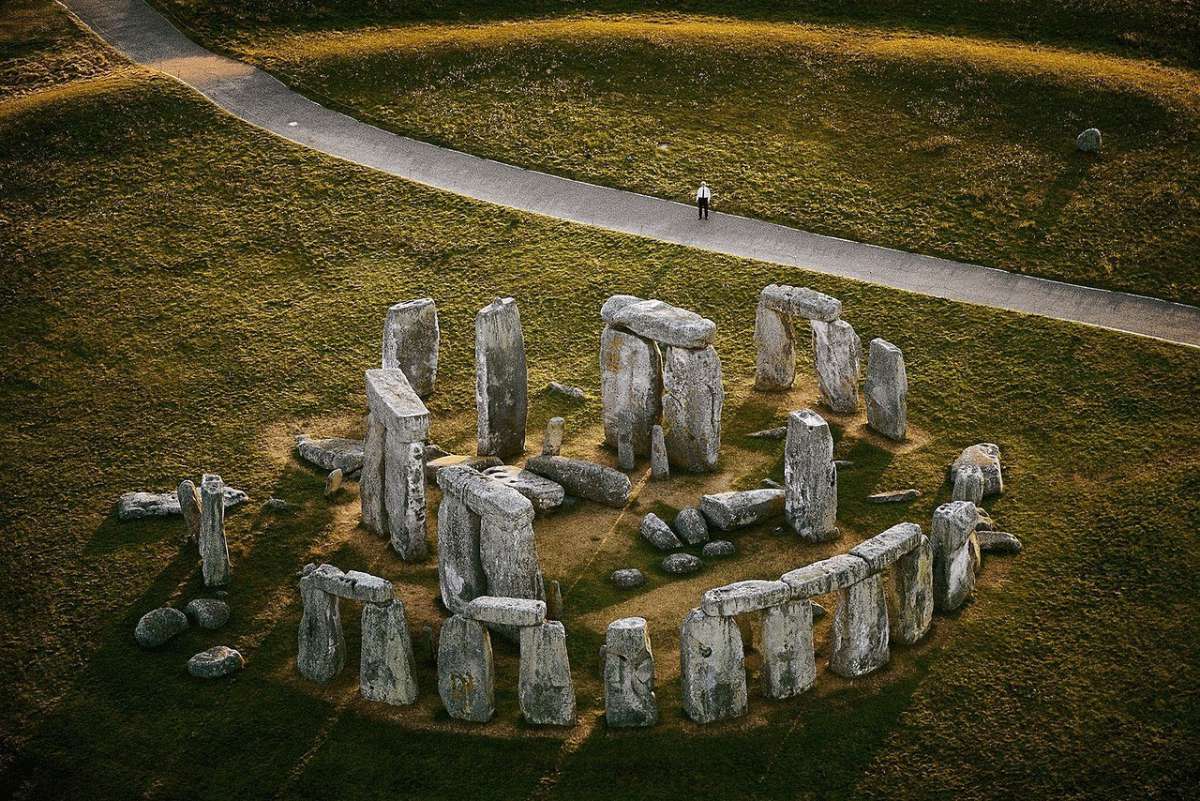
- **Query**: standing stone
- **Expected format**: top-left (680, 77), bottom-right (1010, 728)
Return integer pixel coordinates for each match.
top-left (542, 416), bottom-right (565, 456)
top-left (177, 479), bottom-right (201, 543)
top-left (893, 535), bottom-right (934, 645)
top-left (811, 319), bottom-right (861, 414)
top-left (931, 501), bottom-right (979, 612)
top-left (384, 431), bottom-right (427, 560)
top-left (761, 600), bottom-right (816, 699)
top-left (649, 425), bottom-right (670, 480)
top-left (547, 580), bottom-right (564, 621)
top-left (679, 608), bottom-right (747, 723)
top-left (360, 412), bottom-right (386, 534)
top-left (829, 568), bottom-right (890, 678)
top-left (753, 299), bottom-right (796, 391)
top-left (360, 599), bottom-right (418, 706)
top-left (661, 345), bottom-right (723, 473)
top-left (600, 326), bottom-right (662, 455)
top-left (518, 622), bottom-right (577, 726)
top-left (604, 617), bottom-right (658, 727)
top-left (365, 369), bottom-right (430, 558)
top-left (199, 474), bottom-right (231, 588)
top-left (476, 297), bottom-right (527, 458)
top-left (297, 575), bottom-right (344, 683)
top-left (952, 463), bottom-right (985, 504)
top-left (381, 297), bottom-right (439, 399)
top-left (864, 338), bottom-right (907, 441)
top-left (324, 468), bottom-right (344, 498)
top-left (479, 512), bottom-right (544, 608)
top-left (436, 494), bottom-right (486, 615)
top-left (949, 443), bottom-right (1003, 497)
top-left (438, 615), bottom-right (495, 723)
top-left (784, 409), bottom-right (838, 542)
top-left (617, 427), bottom-right (636, 470)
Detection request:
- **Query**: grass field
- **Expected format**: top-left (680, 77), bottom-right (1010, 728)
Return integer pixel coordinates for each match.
top-left (2, 2), bottom-right (1199, 799)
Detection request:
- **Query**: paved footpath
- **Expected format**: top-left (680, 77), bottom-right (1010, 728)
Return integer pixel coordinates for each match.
top-left (61, 0), bottom-right (1200, 348)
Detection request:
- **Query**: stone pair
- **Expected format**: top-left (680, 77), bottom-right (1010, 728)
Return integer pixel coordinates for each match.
top-left (178, 473), bottom-right (230, 588)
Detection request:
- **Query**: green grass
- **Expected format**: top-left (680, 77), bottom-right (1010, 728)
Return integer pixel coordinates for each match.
top-left (2, 2), bottom-right (1200, 799)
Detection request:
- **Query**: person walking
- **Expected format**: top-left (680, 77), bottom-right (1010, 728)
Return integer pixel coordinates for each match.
top-left (696, 181), bottom-right (711, 220)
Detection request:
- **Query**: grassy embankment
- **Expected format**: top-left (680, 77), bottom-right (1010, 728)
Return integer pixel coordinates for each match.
top-left (2, 2), bottom-right (1199, 799)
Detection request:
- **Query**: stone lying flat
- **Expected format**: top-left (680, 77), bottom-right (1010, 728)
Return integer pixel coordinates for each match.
top-left (674, 507), bottom-right (709, 545)
top-left (702, 540), bottom-right (736, 558)
top-left (464, 596), bottom-right (546, 628)
top-left (760, 284), bottom-right (841, 322)
top-left (547, 381), bottom-right (586, 401)
top-left (118, 487), bottom-right (246, 520)
top-left (381, 297), bottom-right (439, 399)
top-left (295, 435), bottom-right (364, 474)
top-left (262, 497), bottom-right (294, 513)
top-left (1076, 127), bottom-right (1102, 152)
top-left (424, 454), bottom-right (502, 484)
top-left (950, 443), bottom-right (1003, 497)
top-left (781, 553), bottom-right (870, 599)
top-left (701, 580), bottom-right (790, 617)
top-left (135, 607), bottom-right (188, 648)
top-left (849, 522), bottom-right (923, 572)
top-left (187, 646), bottom-right (244, 678)
top-left (184, 598), bottom-right (230, 630)
top-left (525, 455), bottom-right (631, 508)
top-left (437, 465), bottom-right (535, 522)
top-left (482, 465), bottom-right (565, 514)
top-left (747, 426), bottom-right (787, 440)
top-left (977, 530), bottom-right (1023, 554)
top-left (640, 513), bottom-right (682, 551)
top-left (365, 368), bottom-right (430, 441)
top-left (302, 563), bottom-right (394, 603)
top-left (662, 553), bottom-right (703, 575)
top-left (699, 488), bottom-right (785, 531)
top-left (867, 489), bottom-right (921, 504)
top-left (601, 294), bottom-right (716, 348)
top-left (611, 568), bottom-right (646, 588)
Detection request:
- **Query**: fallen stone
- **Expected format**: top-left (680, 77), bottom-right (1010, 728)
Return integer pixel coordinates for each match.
top-left (640, 513), bottom-right (682, 551)
top-left (261, 497), bottom-right (294, 513)
top-left (977, 530), bottom-right (1023, 554)
top-left (542, 416), bottom-right (564, 456)
top-left (482, 465), bottom-right (565, 514)
top-left (187, 646), bottom-right (244, 679)
top-left (759, 284), bottom-right (841, 322)
top-left (381, 297), bottom-right (439, 399)
top-left (117, 487), bottom-right (247, 520)
top-left (949, 443), bottom-right (1003, 497)
top-left (438, 615), bottom-right (494, 723)
top-left (177, 480), bottom-right (201, 542)
top-left (781, 552), bottom-right (870, 599)
top-left (360, 598), bottom-right (419, 706)
top-left (650, 424), bottom-right (669, 480)
top-left (611, 568), bottom-right (646, 588)
top-left (674, 507), bottom-right (709, 545)
top-left (547, 381), bottom-right (586, 401)
top-left (475, 297), bottom-right (528, 458)
top-left (747, 426), bottom-right (787, 440)
top-left (601, 326), bottom-right (662, 456)
top-left (761, 600), bottom-right (816, 699)
top-left (662, 553), bottom-right (703, 575)
top-left (952, 463), bottom-right (985, 504)
top-left (680, 608), bottom-right (747, 723)
top-left (829, 570), bottom-right (890, 678)
top-left (784, 409), bottom-right (838, 542)
top-left (518, 622), bottom-right (577, 725)
top-left (864, 338), bottom-right (907, 441)
top-left (760, 478), bottom-right (782, 489)
top-left (295, 435), bottom-right (365, 474)
top-left (810, 319), bottom-right (861, 414)
top-left (324, 468), bottom-right (344, 497)
top-left (699, 488), bottom-right (784, 531)
top-left (661, 345), bottom-right (723, 472)
top-left (424, 454), bottom-right (503, 484)
top-left (464, 596), bottom-right (546, 628)
top-left (602, 295), bottom-right (716, 349)
top-left (867, 489), bottom-right (920, 504)
top-left (184, 598), bottom-right (230, 630)
top-left (134, 607), bottom-right (188, 649)
top-left (849, 522), bottom-right (923, 572)
top-left (199, 474), bottom-right (231, 588)
top-left (1076, 127), bottom-right (1102, 153)
top-left (893, 535), bottom-right (934, 645)
top-left (525, 455), bottom-right (631, 508)
top-left (604, 617), bottom-right (658, 727)
top-left (702, 540), bottom-right (735, 558)
top-left (701, 579), bottom-right (790, 617)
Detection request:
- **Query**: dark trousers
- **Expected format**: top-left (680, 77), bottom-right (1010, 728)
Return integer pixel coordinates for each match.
top-left (697, 197), bottom-right (709, 219)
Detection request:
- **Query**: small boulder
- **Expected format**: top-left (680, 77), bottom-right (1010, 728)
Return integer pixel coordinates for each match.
top-left (547, 382), bottom-right (586, 402)
top-left (812, 601), bottom-right (828, 620)
top-left (262, 497), bottom-right (294, 513)
top-left (867, 489), bottom-right (921, 504)
top-left (977, 530), bottom-right (1023, 554)
top-left (673, 507), bottom-right (709, 546)
top-left (1076, 128), bottom-right (1102, 153)
top-left (184, 598), bottom-right (230, 630)
top-left (135, 607), bottom-right (189, 649)
top-left (611, 568), bottom-right (646, 589)
top-left (640, 513), bottom-right (682, 551)
top-left (702, 540), bottom-right (735, 558)
top-left (324, 469), bottom-right (343, 497)
top-left (662, 553), bottom-right (702, 575)
top-left (187, 646), bottom-right (245, 678)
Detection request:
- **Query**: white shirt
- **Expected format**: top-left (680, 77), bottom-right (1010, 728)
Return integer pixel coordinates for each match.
top-left (696, 185), bottom-right (711, 200)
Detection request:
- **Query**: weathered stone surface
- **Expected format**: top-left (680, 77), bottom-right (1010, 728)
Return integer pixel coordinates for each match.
top-left (662, 345), bottom-right (723, 472)
top-left (617, 427), bottom-right (636, 470)
top-left (437, 464), bottom-right (535, 522)
top-left (864, 338), bottom-right (908, 441)
top-left (759, 284), bottom-right (841, 322)
top-left (640, 513), bottom-right (682, 551)
top-left (184, 598), bottom-right (230, 630)
top-left (518, 622), bottom-right (577, 725)
top-left (482, 465), bottom-right (565, 514)
top-left (893, 535), bottom-right (934, 645)
top-left (931, 501), bottom-right (979, 612)
top-left (611, 568), bottom-right (646, 588)
top-left (650, 425), bottom-right (669, 480)
top-left (811, 319), bottom-right (861, 414)
top-left (829, 569), bottom-right (890, 678)
top-left (177, 480), bottom-right (201, 542)
top-left (761, 600), bottom-right (816, 699)
top-left (702, 580), bottom-right (790, 617)
top-left (602, 295), bottom-right (716, 348)
top-left (850, 522), bottom-right (923, 572)
top-left (952, 463), bottom-right (985, 504)
top-left (437, 494), bottom-right (485, 615)
top-left (699, 488), bottom-right (785, 531)
top-left (360, 411), bottom-right (386, 534)
top-left (781, 552), bottom-right (870, 599)
top-left (365, 368), bottom-right (430, 442)
top-left (476, 297), bottom-right (528, 458)
top-left (381, 297), bottom-right (439, 399)
top-left (761, 478), bottom-right (782, 489)
top-left (262, 497), bottom-right (294, 513)
top-left (950, 443), bottom-right (1003, 497)
top-left (600, 326), bottom-right (662, 455)
top-left (753, 301), bottom-right (796, 391)
top-left (604, 617), bottom-right (658, 727)
top-left (480, 515), bottom-right (546, 622)
top-left (295, 435), bottom-right (365, 474)
top-left (385, 433), bottom-right (428, 560)
top-left (662, 553), bottom-right (703, 575)
top-left (674, 507), bottom-right (709, 545)
top-left (542, 416), bottom-right (565, 456)
top-left (975, 509), bottom-right (998, 531)
top-left (680, 609), bottom-right (747, 723)
top-left (438, 615), bottom-right (494, 723)
top-left (297, 573), bottom-right (345, 683)
top-left (525, 456), bottom-right (631, 508)
top-left (784, 409), bottom-right (838, 542)
top-left (812, 601), bottom-right (828, 620)
top-left (867, 488), bottom-right (920, 504)
top-left (324, 468), bottom-right (343, 498)
top-left (199, 474), bottom-right (231, 588)
top-left (835, 459), bottom-right (854, 470)
top-left (547, 580), bottom-right (563, 621)
top-left (465, 596), bottom-right (546, 628)
top-left (702, 540), bottom-right (735, 558)
top-left (547, 381), bottom-right (586, 401)
top-left (977, 530), bottom-right (1023, 554)
top-left (747, 426), bottom-right (788, 440)
top-left (304, 563), bottom-right (394, 603)
top-left (1076, 127), bottom-right (1102, 152)
top-left (187, 646), bottom-right (244, 679)
top-left (361, 599), bottom-right (418, 705)
top-left (424, 454), bottom-right (502, 484)
top-left (118, 486), bottom-right (246, 521)
top-left (134, 607), bottom-right (188, 648)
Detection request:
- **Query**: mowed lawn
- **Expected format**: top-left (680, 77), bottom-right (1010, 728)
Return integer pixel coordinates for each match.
top-left (152, 5), bottom-right (1200, 304)
top-left (2, 3), bottom-right (1200, 800)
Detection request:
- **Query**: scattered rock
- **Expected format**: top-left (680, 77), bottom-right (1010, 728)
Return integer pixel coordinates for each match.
top-left (134, 607), bottom-right (189, 649)
top-left (867, 489), bottom-right (921, 504)
top-left (424, 443), bottom-right (451, 462)
top-left (975, 510), bottom-right (998, 531)
top-left (640, 513), bottom-right (683, 551)
top-left (747, 427), bottom-right (787, 440)
top-left (117, 487), bottom-right (247, 521)
top-left (295, 435), bottom-right (364, 474)
top-left (546, 579), bottom-right (564, 620)
top-left (1076, 127), bottom-right (1102, 153)
top-left (611, 568), bottom-right (646, 588)
top-left (547, 382), bottom-right (586, 401)
top-left (324, 468), bottom-right (344, 497)
top-left (662, 553), bottom-right (702, 575)
top-left (184, 598), bottom-right (230, 630)
top-left (977, 530), bottom-right (1023, 554)
top-left (702, 540), bottom-right (735, 558)
top-left (673, 507), bottom-right (709, 545)
top-left (262, 497), bottom-right (294, 513)
top-left (187, 646), bottom-right (245, 678)
top-left (542, 416), bottom-right (565, 456)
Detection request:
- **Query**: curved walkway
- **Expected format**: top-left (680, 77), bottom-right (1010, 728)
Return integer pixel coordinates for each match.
top-left (62, 0), bottom-right (1200, 348)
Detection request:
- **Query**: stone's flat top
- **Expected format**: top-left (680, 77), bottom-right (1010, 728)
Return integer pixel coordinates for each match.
top-left (870, 337), bottom-right (902, 355)
top-left (295, 435), bottom-right (364, 472)
top-left (303, 563), bottom-right (394, 603)
top-left (389, 297), bottom-right (434, 313)
top-left (482, 464), bottom-right (565, 512)
top-left (601, 295), bottom-right (716, 348)
top-left (788, 408), bottom-right (829, 431)
top-left (437, 464), bottom-right (535, 521)
top-left (365, 368), bottom-right (430, 437)
top-left (344, 570), bottom-right (395, 602)
top-left (477, 296), bottom-right (518, 319)
top-left (464, 595), bottom-right (546, 627)
top-left (701, 580), bottom-right (790, 617)
top-left (782, 552), bottom-right (870, 598)
top-left (933, 500), bottom-right (981, 551)
top-left (867, 489), bottom-right (921, 503)
top-left (760, 284), bottom-right (842, 322)
top-left (849, 522), bottom-right (923, 572)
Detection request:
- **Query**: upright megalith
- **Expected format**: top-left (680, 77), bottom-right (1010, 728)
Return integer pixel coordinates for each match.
top-left (680, 608), bottom-right (747, 723)
top-left (604, 617), bottom-right (658, 727)
top-left (864, 338), bottom-right (907, 441)
top-left (600, 326), bottom-right (662, 455)
top-left (435, 490), bottom-right (485, 616)
top-left (177, 479), bottom-right (201, 543)
top-left (662, 345), bottom-right (723, 472)
top-left (363, 368), bottom-right (430, 560)
top-left (199, 474), bottom-right (231, 587)
top-left (360, 598), bottom-right (418, 706)
top-left (754, 284), bottom-right (842, 392)
top-left (381, 297), bottom-right (439, 399)
top-left (931, 501), bottom-right (979, 611)
top-left (952, 463), bottom-right (984, 504)
top-left (518, 621), bottom-right (577, 726)
top-left (829, 565), bottom-right (890, 678)
top-left (810, 319), bottom-right (861, 414)
top-left (761, 600), bottom-right (816, 699)
top-left (297, 567), bottom-right (345, 683)
top-left (893, 534), bottom-right (934, 644)
top-left (784, 410), bottom-right (838, 542)
top-left (438, 615), bottom-right (495, 723)
top-left (650, 425), bottom-right (670, 480)
top-left (476, 298), bottom-right (528, 458)
top-left (542, 416), bottom-right (564, 456)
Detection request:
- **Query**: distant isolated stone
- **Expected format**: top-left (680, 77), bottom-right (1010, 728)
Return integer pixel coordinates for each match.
top-left (135, 607), bottom-right (188, 648)
top-left (547, 381), bottom-right (586, 401)
top-left (187, 646), bottom-right (244, 679)
top-left (700, 488), bottom-right (784, 531)
top-left (525, 455), bottom-right (631, 508)
top-left (680, 608), bottom-right (747, 723)
top-left (262, 497), bottom-right (294, 513)
top-left (295, 435), bottom-right (364, 474)
top-left (810, 319), bottom-right (861, 414)
top-left (475, 297), bottom-right (528, 458)
top-left (611, 568), bottom-right (646, 588)
top-left (184, 598), bottom-right (229, 630)
top-left (640, 513), bottom-right (682, 551)
top-left (662, 553), bottom-right (702, 575)
top-left (977, 530), bottom-right (1023, 554)
top-left (864, 338), bottom-right (907, 441)
top-left (199, 473), bottom-right (231, 588)
top-left (1076, 127), bottom-right (1102, 152)
top-left (702, 540), bottom-right (735, 558)
top-left (950, 443), bottom-right (1003, 497)
top-left (674, 507), bottom-right (709, 545)
top-left (867, 489), bottom-right (920, 504)
top-left (381, 297), bottom-right (439, 399)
